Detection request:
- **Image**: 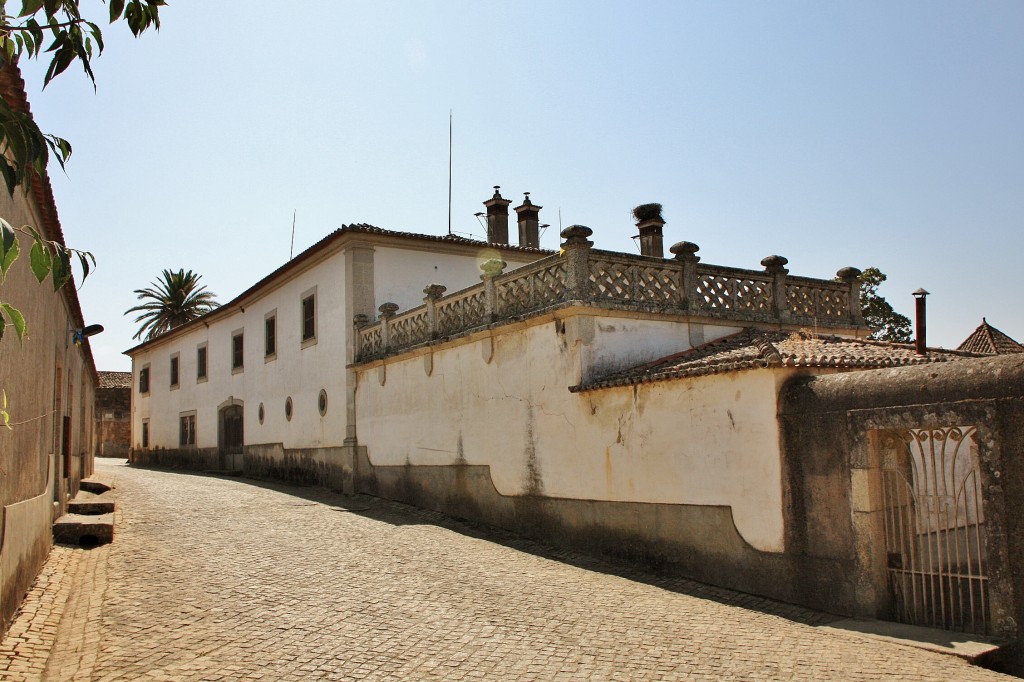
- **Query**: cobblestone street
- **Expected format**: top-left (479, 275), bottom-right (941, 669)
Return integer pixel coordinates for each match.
top-left (0, 460), bottom-right (1014, 681)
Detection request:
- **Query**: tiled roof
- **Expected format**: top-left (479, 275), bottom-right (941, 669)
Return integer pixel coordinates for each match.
top-left (956, 318), bottom-right (1024, 355)
top-left (98, 371), bottom-right (132, 389)
top-left (572, 329), bottom-right (977, 392)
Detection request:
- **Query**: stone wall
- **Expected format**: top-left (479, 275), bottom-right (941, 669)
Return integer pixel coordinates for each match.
top-left (780, 353), bottom-right (1024, 672)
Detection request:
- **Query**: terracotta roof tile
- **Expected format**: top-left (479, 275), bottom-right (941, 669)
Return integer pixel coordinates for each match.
top-left (97, 371), bottom-right (132, 389)
top-left (572, 329), bottom-right (979, 392)
top-left (956, 318), bottom-right (1024, 355)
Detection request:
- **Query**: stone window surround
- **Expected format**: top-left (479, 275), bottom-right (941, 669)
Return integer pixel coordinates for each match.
top-left (231, 328), bottom-right (244, 374)
top-left (169, 352), bottom-right (180, 390)
top-left (197, 343), bottom-right (208, 383)
top-left (264, 309), bottom-right (278, 362)
top-left (179, 410), bottom-right (197, 448)
top-left (139, 364), bottom-right (150, 395)
top-left (301, 287), bottom-right (318, 349)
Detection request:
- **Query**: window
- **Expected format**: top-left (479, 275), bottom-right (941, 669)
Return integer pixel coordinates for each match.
top-left (197, 344), bottom-right (208, 381)
top-left (139, 365), bottom-right (150, 394)
top-left (265, 312), bottom-right (277, 359)
top-left (318, 389), bottom-right (328, 416)
top-left (232, 330), bottom-right (244, 372)
top-left (170, 354), bottom-right (180, 388)
top-left (141, 420), bottom-right (150, 448)
top-left (258, 402), bottom-right (265, 424)
top-left (285, 396), bottom-right (293, 421)
top-left (301, 288), bottom-right (317, 347)
top-left (179, 413), bottom-right (196, 447)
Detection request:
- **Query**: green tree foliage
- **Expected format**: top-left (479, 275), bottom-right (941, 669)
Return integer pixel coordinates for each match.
top-left (0, 0), bottom-right (165, 426)
top-left (859, 267), bottom-right (912, 343)
top-left (126, 269), bottom-right (219, 341)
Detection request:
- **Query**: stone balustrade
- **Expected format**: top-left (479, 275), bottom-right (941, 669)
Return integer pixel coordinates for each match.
top-left (354, 226), bottom-right (865, 363)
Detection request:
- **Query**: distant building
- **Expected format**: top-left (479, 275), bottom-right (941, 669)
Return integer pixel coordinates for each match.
top-left (95, 371), bottom-right (131, 457)
top-left (957, 318), bottom-right (1024, 355)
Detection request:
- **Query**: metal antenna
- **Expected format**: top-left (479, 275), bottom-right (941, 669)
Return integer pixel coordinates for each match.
top-left (289, 209), bottom-right (296, 260)
top-left (448, 110), bottom-right (453, 235)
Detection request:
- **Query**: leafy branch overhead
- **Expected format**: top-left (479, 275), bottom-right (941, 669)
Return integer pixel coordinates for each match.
top-left (0, 217), bottom-right (94, 343)
top-left (0, 0), bottom-right (164, 193)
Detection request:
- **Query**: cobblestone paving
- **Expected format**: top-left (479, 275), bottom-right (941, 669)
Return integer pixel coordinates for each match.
top-left (0, 459), bottom-right (1015, 681)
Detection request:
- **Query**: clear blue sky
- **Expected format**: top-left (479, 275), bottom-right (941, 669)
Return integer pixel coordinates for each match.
top-left (18, 1), bottom-right (1024, 371)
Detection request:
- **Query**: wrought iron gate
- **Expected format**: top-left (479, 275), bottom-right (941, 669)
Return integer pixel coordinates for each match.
top-left (880, 426), bottom-right (989, 635)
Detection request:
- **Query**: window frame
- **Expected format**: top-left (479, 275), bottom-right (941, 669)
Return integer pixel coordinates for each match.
top-left (138, 364), bottom-right (150, 395)
top-left (196, 343), bottom-right (208, 382)
top-left (169, 353), bottom-right (180, 389)
top-left (141, 419), bottom-right (150, 449)
top-left (231, 329), bottom-right (244, 373)
top-left (301, 287), bottom-right (317, 348)
top-left (264, 309), bottom-right (277, 361)
top-left (179, 411), bottom-right (197, 448)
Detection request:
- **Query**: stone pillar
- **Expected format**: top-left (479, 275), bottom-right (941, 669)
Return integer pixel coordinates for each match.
top-left (561, 225), bottom-right (593, 302)
top-left (343, 242), bottom-right (375, 447)
top-left (352, 313), bottom-right (369, 361)
top-left (836, 267), bottom-right (864, 326)
top-left (378, 302), bottom-right (399, 350)
top-left (423, 284), bottom-right (447, 339)
top-left (480, 259), bottom-right (506, 322)
top-left (484, 186), bottom-right (511, 245)
top-left (514, 193), bottom-right (542, 249)
top-left (670, 241), bottom-right (700, 311)
top-left (762, 255), bottom-right (790, 322)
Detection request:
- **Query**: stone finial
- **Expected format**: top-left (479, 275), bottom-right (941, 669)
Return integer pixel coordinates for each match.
top-left (422, 284), bottom-right (448, 301)
top-left (669, 241), bottom-right (700, 262)
top-left (836, 266), bottom-right (862, 282)
top-left (378, 302), bottom-right (399, 319)
top-left (560, 224), bottom-right (593, 246)
top-left (480, 259), bottom-right (507, 277)
top-left (353, 313), bottom-right (370, 328)
top-left (761, 255), bottom-right (789, 274)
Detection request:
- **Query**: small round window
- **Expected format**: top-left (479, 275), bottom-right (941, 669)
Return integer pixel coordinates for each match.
top-left (285, 396), bottom-right (293, 421)
top-left (258, 403), bottom-right (265, 424)
top-left (318, 389), bottom-right (328, 416)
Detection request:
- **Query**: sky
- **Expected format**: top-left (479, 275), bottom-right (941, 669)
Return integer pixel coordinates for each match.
top-left (15, 1), bottom-right (1024, 371)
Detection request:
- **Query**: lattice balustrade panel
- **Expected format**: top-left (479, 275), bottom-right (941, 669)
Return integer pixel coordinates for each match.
top-left (531, 263), bottom-right (568, 306)
top-left (786, 285), bottom-right (848, 321)
top-left (389, 311), bottom-right (430, 348)
top-left (589, 260), bottom-right (679, 304)
top-left (496, 263), bottom-right (567, 317)
top-left (696, 273), bottom-right (773, 312)
top-left (636, 266), bottom-right (680, 304)
top-left (437, 290), bottom-right (488, 335)
top-left (358, 326), bottom-right (383, 360)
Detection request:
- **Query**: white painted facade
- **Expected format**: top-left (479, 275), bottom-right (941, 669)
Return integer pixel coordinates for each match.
top-left (355, 311), bottom-right (794, 552)
top-left (127, 229), bottom-right (541, 455)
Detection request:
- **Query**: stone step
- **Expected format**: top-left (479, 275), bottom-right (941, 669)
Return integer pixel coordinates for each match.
top-left (53, 513), bottom-right (114, 548)
top-left (68, 498), bottom-right (115, 515)
top-left (79, 478), bottom-right (113, 494)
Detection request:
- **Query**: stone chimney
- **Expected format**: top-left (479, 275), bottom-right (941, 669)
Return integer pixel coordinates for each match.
top-left (633, 203), bottom-right (665, 258)
top-left (483, 186), bottom-right (511, 245)
top-left (514, 192), bottom-right (542, 249)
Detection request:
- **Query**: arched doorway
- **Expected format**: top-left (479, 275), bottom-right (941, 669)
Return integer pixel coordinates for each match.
top-left (218, 398), bottom-right (244, 470)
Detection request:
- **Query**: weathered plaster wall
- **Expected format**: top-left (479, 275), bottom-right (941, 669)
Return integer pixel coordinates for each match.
top-left (0, 182), bottom-right (95, 634)
top-left (780, 354), bottom-right (1024, 669)
top-left (355, 311), bottom-right (785, 552)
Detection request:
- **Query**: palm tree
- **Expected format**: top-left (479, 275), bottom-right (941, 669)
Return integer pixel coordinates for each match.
top-left (126, 269), bottom-right (220, 341)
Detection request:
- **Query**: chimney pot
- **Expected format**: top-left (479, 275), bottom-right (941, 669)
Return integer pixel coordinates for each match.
top-left (483, 186), bottom-right (512, 245)
top-left (913, 288), bottom-right (929, 355)
top-left (514, 192), bottom-right (543, 249)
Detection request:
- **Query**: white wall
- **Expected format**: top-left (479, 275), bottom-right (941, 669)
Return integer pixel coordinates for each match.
top-left (355, 312), bottom-right (791, 553)
top-left (373, 244), bottom-right (537, 313)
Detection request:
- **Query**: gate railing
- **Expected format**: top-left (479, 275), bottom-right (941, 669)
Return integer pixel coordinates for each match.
top-left (880, 426), bottom-right (989, 635)
top-left (354, 227), bottom-right (865, 363)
